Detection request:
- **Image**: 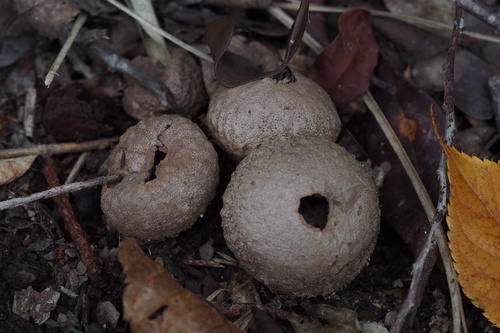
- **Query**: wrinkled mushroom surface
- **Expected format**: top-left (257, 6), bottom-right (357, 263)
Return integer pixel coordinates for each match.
top-left (122, 46), bottom-right (206, 120)
top-left (206, 72), bottom-right (341, 159)
top-left (101, 114), bottom-right (219, 241)
top-left (222, 138), bottom-right (380, 297)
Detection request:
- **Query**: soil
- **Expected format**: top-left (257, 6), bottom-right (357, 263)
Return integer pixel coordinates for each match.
top-left (1, 0), bottom-right (500, 332)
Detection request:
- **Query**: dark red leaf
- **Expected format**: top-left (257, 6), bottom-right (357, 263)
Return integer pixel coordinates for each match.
top-left (367, 59), bottom-right (445, 259)
top-left (204, 0), bottom-right (310, 88)
top-left (308, 8), bottom-right (378, 108)
top-left (366, 58), bottom-right (445, 312)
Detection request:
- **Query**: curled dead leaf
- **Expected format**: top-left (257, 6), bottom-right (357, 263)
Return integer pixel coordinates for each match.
top-left (308, 8), bottom-right (378, 108)
top-left (0, 155), bottom-right (36, 186)
top-left (118, 238), bottom-right (244, 333)
top-left (204, 0), bottom-right (310, 87)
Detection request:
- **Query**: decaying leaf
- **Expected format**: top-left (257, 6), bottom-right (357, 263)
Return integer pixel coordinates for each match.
top-left (308, 8), bottom-right (378, 108)
top-left (0, 155), bottom-right (37, 186)
top-left (118, 238), bottom-right (244, 333)
top-left (204, 0), bottom-right (309, 87)
top-left (366, 58), bottom-right (444, 262)
top-left (444, 144), bottom-right (500, 327)
top-left (366, 59), bottom-right (445, 318)
top-left (288, 305), bottom-right (363, 333)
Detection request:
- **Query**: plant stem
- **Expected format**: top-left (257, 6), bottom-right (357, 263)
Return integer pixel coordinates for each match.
top-left (45, 12), bottom-right (88, 87)
top-left (0, 138), bottom-right (118, 159)
top-left (105, 0), bottom-right (213, 62)
top-left (0, 174), bottom-right (122, 211)
top-left (126, 0), bottom-right (170, 64)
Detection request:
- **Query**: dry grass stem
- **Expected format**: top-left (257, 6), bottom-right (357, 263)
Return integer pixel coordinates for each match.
top-left (126, 0), bottom-right (170, 64)
top-left (106, 0), bottom-right (213, 62)
top-left (0, 137), bottom-right (118, 159)
top-left (64, 152), bottom-right (90, 185)
top-left (45, 12), bottom-right (88, 87)
top-left (277, 1), bottom-right (500, 44)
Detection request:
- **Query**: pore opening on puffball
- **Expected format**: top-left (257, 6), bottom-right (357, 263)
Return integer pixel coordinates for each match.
top-left (146, 148), bottom-right (167, 182)
top-left (298, 193), bottom-right (329, 230)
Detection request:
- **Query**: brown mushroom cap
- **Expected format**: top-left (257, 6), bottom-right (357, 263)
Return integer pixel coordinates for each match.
top-left (122, 47), bottom-right (206, 120)
top-left (221, 138), bottom-right (380, 297)
top-left (206, 72), bottom-right (341, 159)
top-left (101, 114), bottom-right (219, 241)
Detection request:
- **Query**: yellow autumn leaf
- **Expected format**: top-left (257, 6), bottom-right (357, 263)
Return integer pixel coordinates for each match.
top-left (444, 145), bottom-right (500, 327)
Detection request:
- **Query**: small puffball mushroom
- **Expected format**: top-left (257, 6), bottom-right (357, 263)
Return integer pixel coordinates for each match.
top-left (221, 138), bottom-right (380, 297)
top-left (101, 114), bottom-right (219, 241)
top-left (122, 46), bottom-right (206, 120)
top-left (206, 72), bottom-right (341, 159)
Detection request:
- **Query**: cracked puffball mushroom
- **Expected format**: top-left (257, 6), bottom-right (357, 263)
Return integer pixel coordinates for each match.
top-left (101, 114), bottom-right (219, 241)
top-left (122, 46), bottom-right (206, 120)
top-left (221, 138), bottom-right (380, 297)
top-left (206, 71), bottom-right (341, 159)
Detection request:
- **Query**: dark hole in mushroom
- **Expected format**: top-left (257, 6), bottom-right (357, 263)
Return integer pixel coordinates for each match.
top-left (271, 67), bottom-right (296, 84)
top-left (148, 305), bottom-right (168, 320)
top-left (298, 194), bottom-right (329, 230)
top-left (145, 148), bottom-right (167, 182)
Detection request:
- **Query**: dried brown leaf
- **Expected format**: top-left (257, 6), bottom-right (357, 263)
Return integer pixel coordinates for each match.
top-left (0, 155), bottom-right (36, 186)
top-left (289, 305), bottom-right (362, 333)
top-left (308, 8), bottom-right (378, 108)
top-left (204, 0), bottom-right (309, 87)
top-left (118, 238), bottom-right (244, 333)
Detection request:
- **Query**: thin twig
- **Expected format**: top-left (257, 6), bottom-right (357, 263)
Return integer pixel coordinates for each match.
top-left (85, 39), bottom-right (176, 109)
top-left (447, 0), bottom-right (500, 31)
top-left (0, 137), bottom-right (118, 159)
top-left (105, 0), bottom-right (213, 62)
top-left (0, 174), bottom-right (122, 211)
top-left (442, 8), bottom-right (461, 146)
top-left (65, 152), bottom-right (89, 185)
top-left (387, 6), bottom-right (465, 333)
top-left (442, 6), bottom-right (465, 331)
top-left (389, 208), bottom-right (446, 332)
top-left (363, 92), bottom-right (464, 333)
top-left (41, 157), bottom-right (105, 283)
top-left (45, 12), bottom-right (88, 87)
top-left (276, 1), bottom-right (500, 44)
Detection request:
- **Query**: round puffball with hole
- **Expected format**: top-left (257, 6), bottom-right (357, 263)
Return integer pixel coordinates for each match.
top-left (101, 114), bottom-right (219, 241)
top-left (221, 137), bottom-right (380, 297)
top-left (206, 71), bottom-right (341, 159)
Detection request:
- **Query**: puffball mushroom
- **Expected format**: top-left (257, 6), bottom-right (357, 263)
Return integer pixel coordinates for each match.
top-left (101, 114), bottom-right (219, 241)
top-left (206, 72), bottom-right (341, 159)
top-left (221, 137), bottom-right (380, 297)
top-left (122, 46), bottom-right (206, 120)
